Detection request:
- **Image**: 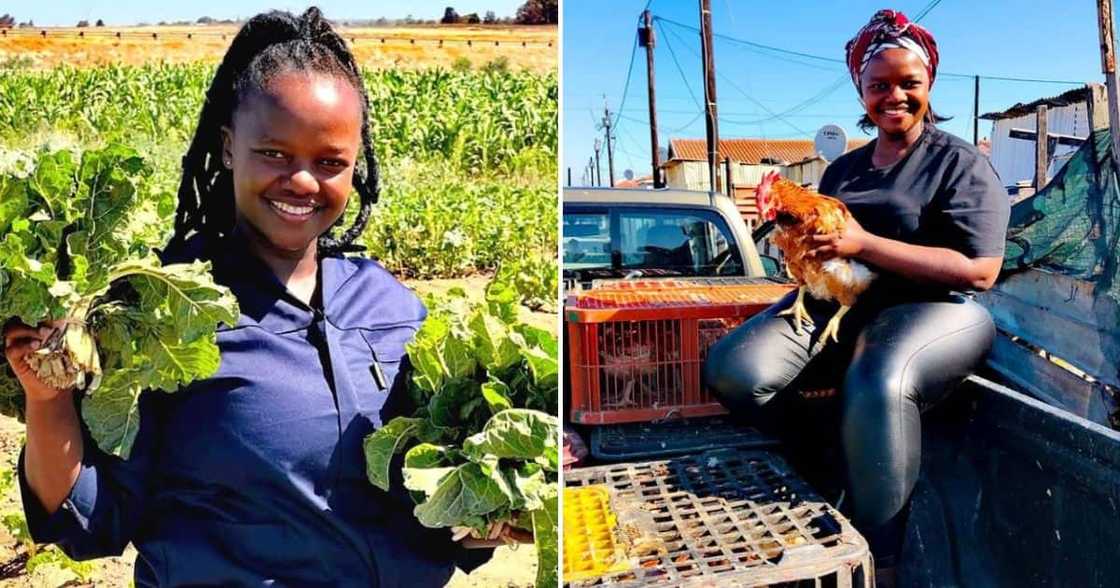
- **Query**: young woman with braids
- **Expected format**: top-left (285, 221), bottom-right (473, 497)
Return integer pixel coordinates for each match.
top-left (3, 8), bottom-right (510, 586)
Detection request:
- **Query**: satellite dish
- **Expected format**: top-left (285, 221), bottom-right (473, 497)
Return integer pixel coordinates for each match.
top-left (624, 169), bottom-right (634, 180)
top-left (814, 124), bottom-right (848, 161)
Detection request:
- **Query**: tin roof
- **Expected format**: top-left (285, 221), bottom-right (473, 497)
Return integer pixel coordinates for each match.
top-left (667, 137), bottom-right (868, 165)
top-left (979, 86), bottom-right (1089, 121)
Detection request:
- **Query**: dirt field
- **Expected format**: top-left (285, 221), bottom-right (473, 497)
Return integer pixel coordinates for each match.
top-left (0, 276), bottom-right (551, 587)
top-left (0, 25), bottom-right (556, 72)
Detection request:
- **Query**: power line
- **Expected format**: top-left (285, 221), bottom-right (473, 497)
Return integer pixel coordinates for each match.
top-left (657, 16), bottom-right (843, 65)
top-left (667, 111), bottom-right (705, 134)
top-left (655, 16), bottom-right (1084, 85)
top-left (913, 0), bottom-right (944, 22)
top-left (612, 31), bottom-right (641, 130)
top-left (656, 19), bottom-right (703, 109)
top-left (661, 22), bottom-right (810, 136)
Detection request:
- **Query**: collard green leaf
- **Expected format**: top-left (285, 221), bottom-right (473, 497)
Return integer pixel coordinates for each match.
top-left (407, 316), bottom-right (449, 394)
top-left (469, 309), bottom-right (521, 372)
top-left (462, 409), bottom-right (559, 467)
top-left (483, 269), bottom-right (519, 323)
top-left (28, 149), bottom-right (77, 222)
top-left (522, 345), bottom-right (558, 391)
top-left (80, 369), bottom-right (145, 459)
top-left (403, 442), bottom-right (450, 469)
top-left (531, 487), bottom-right (558, 588)
top-left (481, 379), bottom-right (513, 414)
top-left (441, 330), bottom-right (476, 381)
top-left (411, 463), bottom-right (510, 528)
top-left (402, 464), bottom-right (456, 498)
top-left (114, 257), bottom-right (240, 343)
top-left (428, 378), bottom-right (478, 428)
top-left (507, 462), bottom-right (547, 512)
top-left (0, 370), bottom-right (25, 423)
top-left (0, 179), bottom-right (28, 236)
top-left (515, 323), bottom-right (559, 358)
top-left (363, 417), bottom-right (425, 491)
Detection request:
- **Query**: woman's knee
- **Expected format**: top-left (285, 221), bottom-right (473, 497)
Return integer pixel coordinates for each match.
top-left (703, 336), bottom-right (788, 412)
top-left (841, 357), bottom-right (911, 424)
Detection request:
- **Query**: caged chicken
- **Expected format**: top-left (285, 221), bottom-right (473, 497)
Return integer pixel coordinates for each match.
top-left (598, 323), bottom-right (682, 408)
top-left (755, 171), bottom-right (876, 344)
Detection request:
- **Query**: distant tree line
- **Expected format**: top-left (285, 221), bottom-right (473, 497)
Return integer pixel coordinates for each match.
top-left (0, 2), bottom-right (557, 30)
top-left (442, 1), bottom-right (556, 25)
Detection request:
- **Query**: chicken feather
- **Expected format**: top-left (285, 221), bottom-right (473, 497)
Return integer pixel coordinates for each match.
top-left (756, 171), bottom-right (876, 344)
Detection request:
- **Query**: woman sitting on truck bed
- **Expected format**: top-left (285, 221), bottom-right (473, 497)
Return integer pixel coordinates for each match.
top-left (704, 9), bottom-right (1010, 577)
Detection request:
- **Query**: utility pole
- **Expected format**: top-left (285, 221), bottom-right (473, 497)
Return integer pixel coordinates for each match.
top-left (593, 139), bottom-right (603, 187)
top-left (699, 0), bottom-right (720, 193)
top-left (973, 75), bottom-right (980, 146)
top-left (587, 157), bottom-right (594, 187)
top-left (601, 97), bottom-right (616, 187)
top-left (640, 9), bottom-right (663, 188)
top-left (567, 167), bottom-right (572, 187)
top-left (1096, 0), bottom-right (1120, 171)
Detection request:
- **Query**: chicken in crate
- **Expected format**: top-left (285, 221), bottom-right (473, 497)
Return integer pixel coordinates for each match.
top-left (566, 278), bottom-right (795, 424)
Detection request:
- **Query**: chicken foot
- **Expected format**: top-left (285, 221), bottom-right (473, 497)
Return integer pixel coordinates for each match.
top-left (777, 286), bottom-right (814, 335)
top-left (817, 305), bottom-right (850, 346)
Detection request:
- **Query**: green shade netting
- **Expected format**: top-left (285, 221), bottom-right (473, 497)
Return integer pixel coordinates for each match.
top-left (1003, 128), bottom-right (1120, 302)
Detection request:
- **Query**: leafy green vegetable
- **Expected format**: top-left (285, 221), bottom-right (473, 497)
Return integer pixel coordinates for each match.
top-left (363, 272), bottom-right (558, 588)
top-left (0, 144), bottom-right (239, 458)
top-left (531, 487), bottom-right (558, 588)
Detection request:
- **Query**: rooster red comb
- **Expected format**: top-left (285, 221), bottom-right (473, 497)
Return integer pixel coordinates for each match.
top-left (755, 171), bottom-right (781, 221)
top-left (845, 9), bottom-right (938, 94)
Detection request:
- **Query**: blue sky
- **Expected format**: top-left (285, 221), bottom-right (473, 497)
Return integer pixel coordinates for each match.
top-left (563, 1), bottom-right (1108, 185)
top-left (11, 1), bottom-right (524, 26)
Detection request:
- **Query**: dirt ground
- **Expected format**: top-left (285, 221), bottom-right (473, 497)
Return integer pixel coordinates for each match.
top-left (0, 276), bottom-right (552, 587)
top-left (0, 25), bottom-right (557, 73)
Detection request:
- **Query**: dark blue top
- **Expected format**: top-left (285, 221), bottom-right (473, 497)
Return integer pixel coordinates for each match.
top-left (819, 126), bottom-right (1010, 259)
top-left (19, 235), bottom-right (491, 587)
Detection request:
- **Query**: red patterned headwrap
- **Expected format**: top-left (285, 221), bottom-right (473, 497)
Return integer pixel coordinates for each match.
top-left (845, 10), bottom-right (939, 94)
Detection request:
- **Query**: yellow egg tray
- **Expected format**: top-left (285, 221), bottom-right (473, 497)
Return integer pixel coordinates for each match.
top-left (562, 485), bottom-right (631, 583)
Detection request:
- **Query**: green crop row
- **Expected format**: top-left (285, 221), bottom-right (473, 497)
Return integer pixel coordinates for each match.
top-left (0, 63), bottom-right (557, 281)
top-left (0, 62), bottom-right (558, 174)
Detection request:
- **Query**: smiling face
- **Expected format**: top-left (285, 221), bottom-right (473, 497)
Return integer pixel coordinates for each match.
top-left (859, 48), bottom-right (930, 139)
top-left (221, 72), bottom-right (363, 257)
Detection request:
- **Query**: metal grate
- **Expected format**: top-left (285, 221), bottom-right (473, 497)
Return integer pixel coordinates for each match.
top-left (590, 417), bottom-right (778, 461)
top-left (564, 450), bottom-right (872, 587)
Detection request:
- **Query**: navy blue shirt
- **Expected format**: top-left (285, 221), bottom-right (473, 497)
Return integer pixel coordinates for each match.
top-left (19, 234), bottom-right (490, 586)
top-left (819, 126), bottom-right (1010, 259)
top-left (818, 125), bottom-right (1011, 296)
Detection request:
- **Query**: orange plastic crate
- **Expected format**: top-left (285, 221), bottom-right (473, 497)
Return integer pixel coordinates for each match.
top-left (566, 279), bottom-right (795, 425)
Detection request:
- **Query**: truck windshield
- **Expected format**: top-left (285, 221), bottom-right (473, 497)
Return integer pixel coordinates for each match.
top-left (563, 212), bottom-right (611, 269)
top-left (562, 206), bottom-right (745, 281)
top-left (619, 210), bottom-right (742, 276)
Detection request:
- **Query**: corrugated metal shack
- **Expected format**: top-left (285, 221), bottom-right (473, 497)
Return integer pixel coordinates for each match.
top-left (663, 137), bottom-right (867, 223)
top-left (980, 86), bottom-right (1094, 191)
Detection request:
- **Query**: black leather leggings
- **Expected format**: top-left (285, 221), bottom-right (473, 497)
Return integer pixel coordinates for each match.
top-left (703, 287), bottom-right (995, 561)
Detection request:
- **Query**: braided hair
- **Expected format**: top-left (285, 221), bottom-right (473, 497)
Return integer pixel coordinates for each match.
top-left (170, 7), bottom-right (377, 255)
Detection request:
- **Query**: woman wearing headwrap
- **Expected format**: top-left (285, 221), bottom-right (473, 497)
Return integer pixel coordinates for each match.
top-left (705, 9), bottom-right (1010, 580)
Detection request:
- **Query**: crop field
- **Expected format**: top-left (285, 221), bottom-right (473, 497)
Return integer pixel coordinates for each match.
top-left (0, 25), bottom-right (557, 73)
top-left (0, 44), bottom-right (557, 587)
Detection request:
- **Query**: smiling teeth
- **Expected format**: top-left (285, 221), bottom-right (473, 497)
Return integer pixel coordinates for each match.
top-left (270, 200), bottom-right (316, 215)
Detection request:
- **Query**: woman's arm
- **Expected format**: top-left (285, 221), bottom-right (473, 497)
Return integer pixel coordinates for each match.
top-left (3, 323), bottom-right (84, 514)
top-left (809, 216), bottom-right (1002, 291)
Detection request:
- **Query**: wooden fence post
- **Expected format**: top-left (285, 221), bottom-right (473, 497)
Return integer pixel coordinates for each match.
top-left (1035, 104), bottom-right (1049, 189)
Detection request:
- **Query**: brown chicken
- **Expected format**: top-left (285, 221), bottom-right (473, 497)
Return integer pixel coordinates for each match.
top-left (755, 171), bottom-right (876, 344)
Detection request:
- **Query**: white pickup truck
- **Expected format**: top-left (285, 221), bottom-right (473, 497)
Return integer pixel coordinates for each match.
top-left (562, 186), bottom-right (1120, 587)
